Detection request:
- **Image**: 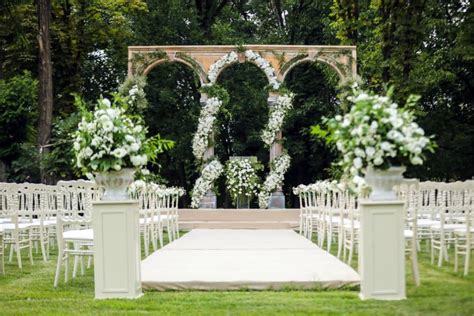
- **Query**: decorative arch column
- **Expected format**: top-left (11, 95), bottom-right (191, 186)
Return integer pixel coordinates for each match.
top-left (127, 45), bottom-right (357, 209)
top-left (267, 91), bottom-right (286, 208)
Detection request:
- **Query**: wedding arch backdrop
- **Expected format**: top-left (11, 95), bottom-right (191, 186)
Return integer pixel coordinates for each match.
top-left (127, 45), bottom-right (357, 209)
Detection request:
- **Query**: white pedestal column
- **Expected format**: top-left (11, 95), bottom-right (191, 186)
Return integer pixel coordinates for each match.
top-left (359, 200), bottom-right (405, 300)
top-left (92, 200), bottom-right (142, 299)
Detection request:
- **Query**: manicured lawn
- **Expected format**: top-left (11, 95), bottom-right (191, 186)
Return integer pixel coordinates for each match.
top-left (0, 237), bottom-right (473, 315)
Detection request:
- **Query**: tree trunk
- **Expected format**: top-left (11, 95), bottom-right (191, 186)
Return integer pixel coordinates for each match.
top-left (37, 0), bottom-right (53, 183)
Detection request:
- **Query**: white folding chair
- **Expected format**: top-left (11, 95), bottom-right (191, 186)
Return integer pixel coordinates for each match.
top-left (54, 181), bottom-right (94, 287)
top-left (0, 183), bottom-right (35, 269)
top-left (0, 228), bottom-right (4, 275)
top-left (454, 181), bottom-right (474, 275)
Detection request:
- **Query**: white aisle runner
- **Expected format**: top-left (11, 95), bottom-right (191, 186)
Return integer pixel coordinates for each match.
top-left (141, 229), bottom-right (360, 290)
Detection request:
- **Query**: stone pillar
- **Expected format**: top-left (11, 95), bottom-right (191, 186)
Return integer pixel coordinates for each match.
top-left (359, 200), bottom-right (406, 300)
top-left (92, 200), bottom-right (142, 299)
top-left (198, 92), bottom-right (217, 209)
top-left (267, 93), bottom-right (285, 209)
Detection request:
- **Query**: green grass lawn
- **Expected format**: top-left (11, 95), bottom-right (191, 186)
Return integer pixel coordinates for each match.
top-left (0, 235), bottom-right (473, 316)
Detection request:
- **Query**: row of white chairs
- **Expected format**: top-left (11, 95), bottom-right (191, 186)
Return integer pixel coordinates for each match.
top-left (294, 181), bottom-right (359, 265)
top-left (0, 180), bottom-right (184, 287)
top-left (415, 181), bottom-right (474, 275)
top-left (132, 183), bottom-right (185, 257)
top-left (294, 179), bottom-right (474, 279)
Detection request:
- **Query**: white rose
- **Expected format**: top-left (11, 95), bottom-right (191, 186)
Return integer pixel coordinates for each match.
top-left (113, 164), bottom-right (121, 171)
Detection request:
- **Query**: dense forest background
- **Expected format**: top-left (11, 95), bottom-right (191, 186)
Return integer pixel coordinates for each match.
top-left (0, 0), bottom-right (473, 207)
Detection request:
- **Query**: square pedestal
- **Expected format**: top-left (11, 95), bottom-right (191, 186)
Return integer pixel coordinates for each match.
top-left (359, 200), bottom-right (406, 300)
top-left (92, 200), bottom-right (142, 299)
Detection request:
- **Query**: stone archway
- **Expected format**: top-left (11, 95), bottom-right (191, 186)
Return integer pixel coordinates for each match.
top-left (128, 45), bottom-right (357, 208)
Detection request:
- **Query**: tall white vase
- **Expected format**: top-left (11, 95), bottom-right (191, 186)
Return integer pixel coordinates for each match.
top-left (94, 168), bottom-right (135, 201)
top-left (364, 166), bottom-right (406, 200)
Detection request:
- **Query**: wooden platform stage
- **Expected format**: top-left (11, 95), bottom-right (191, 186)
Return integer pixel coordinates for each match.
top-left (141, 229), bottom-right (360, 291)
top-left (178, 208), bottom-right (299, 230)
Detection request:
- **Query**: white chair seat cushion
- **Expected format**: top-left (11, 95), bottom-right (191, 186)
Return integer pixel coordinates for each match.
top-left (63, 229), bottom-right (93, 241)
top-left (343, 221), bottom-right (360, 229)
top-left (139, 218), bottom-right (149, 225)
top-left (404, 229), bottom-right (414, 238)
top-left (43, 219), bottom-right (57, 226)
top-left (430, 223), bottom-right (465, 231)
top-left (454, 227), bottom-right (474, 234)
top-left (416, 219), bottom-right (439, 227)
top-left (0, 222), bottom-right (35, 230)
top-left (0, 218), bottom-right (10, 224)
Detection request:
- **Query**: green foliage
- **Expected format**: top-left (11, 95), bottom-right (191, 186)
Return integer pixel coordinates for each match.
top-left (200, 84), bottom-right (230, 105)
top-left (118, 75), bottom-right (149, 114)
top-left (0, 237), bottom-right (473, 315)
top-left (0, 72), bottom-right (37, 162)
top-left (144, 62), bottom-right (201, 205)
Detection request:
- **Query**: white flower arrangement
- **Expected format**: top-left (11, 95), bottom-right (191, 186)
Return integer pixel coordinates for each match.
top-left (118, 75), bottom-right (148, 112)
top-left (192, 97), bottom-right (223, 160)
top-left (72, 96), bottom-right (151, 175)
top-left (191, 159), bottom-right (224, 208)
top-left (321, 83), bottom-right (435, 191)
top-left (261, 93), bottom-right (294, 146)
top-left (258, 153), bottom-right (291, 208)
top-left (225, 158), bottom-right (262, 205)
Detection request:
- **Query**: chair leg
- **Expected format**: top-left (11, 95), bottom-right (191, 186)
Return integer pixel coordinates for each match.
top-left (454, 244), bottom-right (459, 273)
top-left (9, 243), bottom-right (14, 263)
top-left (464, 248), bottom-right (470, 276)
top-left (54, 251), bottom-right (62, 288)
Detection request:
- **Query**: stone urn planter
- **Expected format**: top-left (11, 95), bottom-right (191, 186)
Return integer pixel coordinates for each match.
top-left (94, 168), bottom-right (135, 201)
top-left (364, 166), bottom-right (406, 201)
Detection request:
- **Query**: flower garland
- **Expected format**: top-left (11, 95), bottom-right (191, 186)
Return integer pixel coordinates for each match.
top-left (261, 93), bottom-right (294, 147)
top-left (191, 48), bottom-right (292, 208)
top-left (191, 159), bottom-right (224, 208)
top-left (258, 153), bottom-right (291, 209)
top-left (192, 97), bottom-right (223, 160)
top-left (244, 50), bottom-right (280, 90)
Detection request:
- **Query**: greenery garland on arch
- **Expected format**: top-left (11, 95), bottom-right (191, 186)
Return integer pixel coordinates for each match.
top-left (190, 48), bottom-right (293, 208)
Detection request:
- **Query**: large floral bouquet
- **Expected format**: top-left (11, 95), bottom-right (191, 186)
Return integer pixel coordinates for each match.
top-left (191, 159), bottom-right (224, 208)
top-left (225, 158), bottom-right (262, 206)
top-left (317, 84), bottom-right (435, 190)
top-left (73, 95), bottom-right (156, 177)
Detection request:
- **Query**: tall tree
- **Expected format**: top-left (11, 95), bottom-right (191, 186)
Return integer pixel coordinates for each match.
top-left (37, 0), bottom-right (53, 182)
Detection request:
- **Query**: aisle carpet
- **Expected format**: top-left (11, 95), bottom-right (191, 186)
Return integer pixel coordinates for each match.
top-left (141, 229), bottom-right (360, 290)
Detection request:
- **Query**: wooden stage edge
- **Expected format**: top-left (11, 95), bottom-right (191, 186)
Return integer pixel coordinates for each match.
top-left (178, 208), bottom-right (300, 230)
